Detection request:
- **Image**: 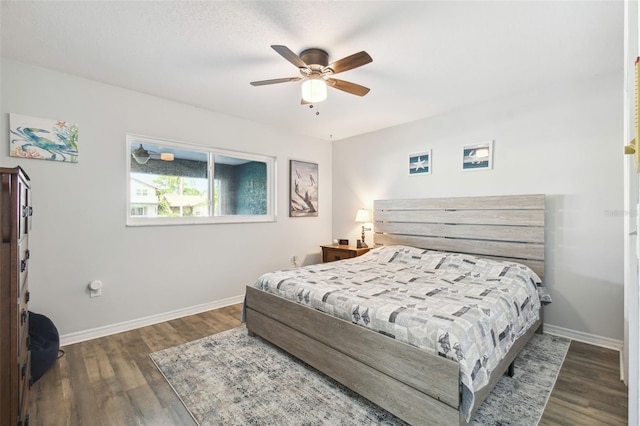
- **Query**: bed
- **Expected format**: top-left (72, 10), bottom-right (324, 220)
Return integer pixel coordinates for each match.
top-left (244, 194), bottom-right (547, 425)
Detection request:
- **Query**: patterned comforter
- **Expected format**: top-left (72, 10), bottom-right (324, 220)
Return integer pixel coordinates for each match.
top-left (250, 245), bottom-right (551, 420)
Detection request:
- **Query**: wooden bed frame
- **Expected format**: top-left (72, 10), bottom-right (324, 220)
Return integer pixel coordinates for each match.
top-left (245, 194), bottom-right (545, 425)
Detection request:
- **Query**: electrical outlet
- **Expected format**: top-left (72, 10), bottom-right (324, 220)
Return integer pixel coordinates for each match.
top-left (89, 280), bottom-right (103, 298)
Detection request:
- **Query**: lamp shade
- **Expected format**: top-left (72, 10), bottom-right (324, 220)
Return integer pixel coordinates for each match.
top-left (301, 79), bottom-right (327, 103)
top-left (354, 209), bottom-right (373, 223)
top-left (132, 144), bottom-right (150, 165)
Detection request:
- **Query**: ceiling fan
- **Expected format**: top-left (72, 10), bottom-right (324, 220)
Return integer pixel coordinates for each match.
top-left (250, 45), bottom-right (373, 104)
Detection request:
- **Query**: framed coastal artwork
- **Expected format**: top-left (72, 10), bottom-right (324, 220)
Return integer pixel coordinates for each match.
top-left (462, 140), bottom-right (493, 171)
top-left (290, 160), bottom-right (318, 217)
top-left (409, 150), bottom-right (431, 175)
top-left (9, 113), bottom-right (79, 163)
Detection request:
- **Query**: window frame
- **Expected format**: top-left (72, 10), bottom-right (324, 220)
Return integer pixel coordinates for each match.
top-left (126, 134), bottom-right (276, 226)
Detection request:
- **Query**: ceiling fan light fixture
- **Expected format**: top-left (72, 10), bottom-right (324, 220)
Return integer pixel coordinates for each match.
top-left (132, 144), bottom-right (151, 165)
top-left (160, 152), bottom-right (174, 161)
top-left (301, 79), bottom-right (327, 103)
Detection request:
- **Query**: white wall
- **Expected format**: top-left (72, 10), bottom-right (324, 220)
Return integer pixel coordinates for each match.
top-left (1, 59), bottom-right (332, 337)
top-left (1, 57), bottom-right (624, 346)
top-left (333, 72), bottom-right (624, 343)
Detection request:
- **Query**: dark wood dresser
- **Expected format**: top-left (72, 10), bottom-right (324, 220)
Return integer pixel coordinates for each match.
top-left (0, 167), bottom-right (32, 425)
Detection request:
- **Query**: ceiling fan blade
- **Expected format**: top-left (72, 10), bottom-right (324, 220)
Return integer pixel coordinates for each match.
top-left (325, 51), bottom-right (372, 75)
top-left (250, 77), bottom-right (302, 86)
top-left (271, 45), bottom-right (308, 69)
top-left (325, 78), bottom-right (370, 96)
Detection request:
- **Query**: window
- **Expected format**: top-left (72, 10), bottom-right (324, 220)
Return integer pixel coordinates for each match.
top-left (127, 134), bottom-right (276, 226)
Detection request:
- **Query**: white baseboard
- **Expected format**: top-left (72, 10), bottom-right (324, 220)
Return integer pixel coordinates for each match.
top-left (543, 323), bottom-right (623, 352)
top-left (59, 304), bottom-right (624, 353)
top-left (59, 295), bottom-right (245, 347)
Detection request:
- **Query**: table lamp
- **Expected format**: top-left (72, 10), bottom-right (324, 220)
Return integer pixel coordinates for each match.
top-left (354, 209), bottom-right (373, 248)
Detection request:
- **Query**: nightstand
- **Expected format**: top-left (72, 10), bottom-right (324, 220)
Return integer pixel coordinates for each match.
top-left (321, 244), bottom-right (370, 263)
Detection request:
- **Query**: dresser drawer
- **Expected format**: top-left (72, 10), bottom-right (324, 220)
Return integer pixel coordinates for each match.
top-left (18, 180), bottom-right (31, 241)
top-left (18, 282), bottom-right (29, 358)
top-left (19, 243), bottom-right (29, 296)
top-left (323, 248), bottom-right (354, 262)
top-left (321, 245), bottom-right (370, 263)
top-left (18, 351), bottom-right (31, 425)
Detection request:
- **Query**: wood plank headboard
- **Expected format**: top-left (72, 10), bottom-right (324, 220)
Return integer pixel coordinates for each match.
top-left (373, 194), bottom-right (545, 278)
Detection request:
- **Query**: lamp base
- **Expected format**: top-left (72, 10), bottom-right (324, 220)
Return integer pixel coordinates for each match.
top-left (359, 226), bottom-right (368, 248)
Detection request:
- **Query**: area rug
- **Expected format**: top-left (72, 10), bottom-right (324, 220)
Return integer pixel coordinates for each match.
top-left (150, 327), bottom-right (570, 425)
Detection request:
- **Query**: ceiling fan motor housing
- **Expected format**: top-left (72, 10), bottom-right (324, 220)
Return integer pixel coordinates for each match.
top-left (300, 48), bottom-right (329, 69)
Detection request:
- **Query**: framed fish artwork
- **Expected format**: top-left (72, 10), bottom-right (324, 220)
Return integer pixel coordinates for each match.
top-left (9, 113), bottom-right (78, 163)
top-left (462, 140), bottom-right (493, 171)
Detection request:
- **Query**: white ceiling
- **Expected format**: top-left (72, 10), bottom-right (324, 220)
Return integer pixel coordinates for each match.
top-left (1, 1), bottom-right (623, 141)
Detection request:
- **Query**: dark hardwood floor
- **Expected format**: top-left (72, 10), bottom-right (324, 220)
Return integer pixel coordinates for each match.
top-left (29, 303), bottom-right (628, 425)
top-left (540, 340), bottom-right (628, 425)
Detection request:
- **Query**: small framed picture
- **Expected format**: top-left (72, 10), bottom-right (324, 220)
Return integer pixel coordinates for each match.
top-left (338, 239), bottom-right (349, 245)
top-left (409, 150), bottom-right (431, 175)
top-left (462, 141), bottom-right (493, 171)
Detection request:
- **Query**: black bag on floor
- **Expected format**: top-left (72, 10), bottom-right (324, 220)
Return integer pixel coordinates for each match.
top-left (28, 311), bottom-right (60, 383)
